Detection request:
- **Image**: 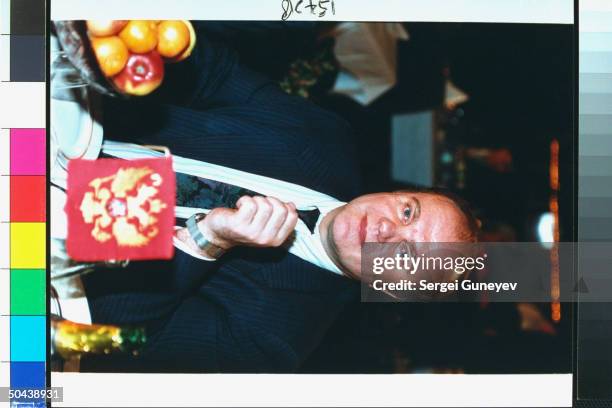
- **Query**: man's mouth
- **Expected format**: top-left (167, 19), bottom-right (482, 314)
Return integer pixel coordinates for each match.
top-left (359, 215), bottom-right (368, 244)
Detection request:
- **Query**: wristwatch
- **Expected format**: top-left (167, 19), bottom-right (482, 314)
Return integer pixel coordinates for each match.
top-left (185, 213), bottom-right (227, 259)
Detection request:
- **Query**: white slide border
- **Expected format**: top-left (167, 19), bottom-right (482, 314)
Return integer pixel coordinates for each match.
top-left (53, 373), bottom-right (573, 407)
top-left (49, 1), bottom-right (574, 407)
top-left (51, 0), bottom-right (573, 24)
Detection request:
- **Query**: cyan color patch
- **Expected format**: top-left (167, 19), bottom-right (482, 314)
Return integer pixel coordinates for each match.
top-left (10, 316), bottom-right (46, 361)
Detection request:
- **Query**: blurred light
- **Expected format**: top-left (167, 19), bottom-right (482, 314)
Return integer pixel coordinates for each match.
top-left (550, 139), bottom-right (559, 190)
top-left (549, 139), bottom-right (560, 322)
top-left (537, 212), bottom-right (555, 249)
top-left (441, 151), bottom-right (453, 165)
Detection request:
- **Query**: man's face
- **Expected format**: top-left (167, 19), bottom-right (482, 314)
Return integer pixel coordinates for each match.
top-left (326, 192), bottom-right (472, 277)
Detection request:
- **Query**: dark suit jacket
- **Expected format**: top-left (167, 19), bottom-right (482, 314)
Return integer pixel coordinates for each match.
top-left (81, 29), bottom-right (361, 373)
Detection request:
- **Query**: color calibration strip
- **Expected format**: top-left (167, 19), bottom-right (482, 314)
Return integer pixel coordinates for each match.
top-left (1, 132), bottom-right (47, 407)
top-left (576, 1), bottom-right (612, 402)
top-left (2, 0), bottom-right (45, 82)
top-left (0, 0), bottom-right (47, 406)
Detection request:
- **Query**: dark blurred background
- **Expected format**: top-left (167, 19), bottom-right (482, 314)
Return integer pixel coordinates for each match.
top-left (199, 21), bottom-right (576, 373)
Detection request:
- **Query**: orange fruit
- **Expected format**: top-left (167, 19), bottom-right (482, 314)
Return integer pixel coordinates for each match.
top-left (86, 20), bottom-right (128, 37)
top-left (91, 36), bottom-right (129, 77)
top-left (165, 20), bottom-right (197, 63)
top-left (157, 20), bottom-right (190, 59)
top-left (119, 20), bottom-right (158, 54)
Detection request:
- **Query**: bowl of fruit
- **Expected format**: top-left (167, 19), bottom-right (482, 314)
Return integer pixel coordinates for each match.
top-left (53, 20), bottom-right (196, 97)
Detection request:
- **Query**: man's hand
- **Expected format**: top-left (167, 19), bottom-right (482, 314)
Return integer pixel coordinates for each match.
top-left (197, 196), bottom-right (299, 251)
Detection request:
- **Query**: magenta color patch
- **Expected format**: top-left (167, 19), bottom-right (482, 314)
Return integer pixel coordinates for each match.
top-left (10, 129), bottom-right (46, 175)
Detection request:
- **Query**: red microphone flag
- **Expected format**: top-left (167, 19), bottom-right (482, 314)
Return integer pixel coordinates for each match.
top-left (66, 157), bottom-right (175, 261)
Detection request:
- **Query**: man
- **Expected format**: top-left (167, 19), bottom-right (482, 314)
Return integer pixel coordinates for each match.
top-left (173, 190), bottom-right (476, 280)
top-left (81, 27), bottom-right (477, 373)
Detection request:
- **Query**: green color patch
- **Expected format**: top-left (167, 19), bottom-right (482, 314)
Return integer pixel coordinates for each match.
top-left (10, 269), bottom-right (46, 315)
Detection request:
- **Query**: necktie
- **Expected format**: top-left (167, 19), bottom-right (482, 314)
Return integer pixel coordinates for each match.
top-left (175, 173), bottom-right (321, 233)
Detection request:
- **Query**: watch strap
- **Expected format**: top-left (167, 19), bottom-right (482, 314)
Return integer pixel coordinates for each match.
top-left (186, 213), bottom-right (226, 259)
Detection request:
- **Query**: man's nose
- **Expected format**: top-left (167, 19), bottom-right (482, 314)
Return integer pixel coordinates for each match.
top-left (377, 218), bottom-right (397, 242)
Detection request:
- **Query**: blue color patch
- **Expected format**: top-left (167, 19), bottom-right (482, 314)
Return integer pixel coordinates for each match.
top-left (10, 362), bottom-right (45, 388)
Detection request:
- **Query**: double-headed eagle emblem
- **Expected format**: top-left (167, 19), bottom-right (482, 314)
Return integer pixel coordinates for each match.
top-left (79, 166), bottom-right (167, 247)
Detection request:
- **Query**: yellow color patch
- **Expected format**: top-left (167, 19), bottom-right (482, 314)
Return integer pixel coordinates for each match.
top-left (10, 223), bottom-right (45, 269)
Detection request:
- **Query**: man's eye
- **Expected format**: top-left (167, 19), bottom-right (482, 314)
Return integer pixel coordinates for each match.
top-left (402, 206), bottom-right (412, 222)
